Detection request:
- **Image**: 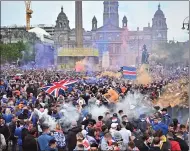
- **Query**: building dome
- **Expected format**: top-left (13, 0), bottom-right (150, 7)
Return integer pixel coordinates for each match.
top-left (154, 4), bottom-right (165, 17)
top-left (57, 6), bottom-right (68, 21)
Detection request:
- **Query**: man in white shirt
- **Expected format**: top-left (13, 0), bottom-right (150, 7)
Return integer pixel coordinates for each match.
top-left (119, 123), bottom-right (132, 149)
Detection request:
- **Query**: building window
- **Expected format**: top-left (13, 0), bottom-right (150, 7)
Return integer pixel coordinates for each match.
top-left (108, 45), bottom-right (112, 53)
top-left (116, 45), bottom-right (120, 53)
top-left (159, 20), bottom-right (161, 26)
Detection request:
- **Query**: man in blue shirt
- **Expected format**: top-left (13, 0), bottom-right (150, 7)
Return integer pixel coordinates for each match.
top-left (152, 117), bottom-right (168, 135)
top-left (14, 120), bottom-right (25, 151)
top-left (38, 124), bottom-right (55, 151)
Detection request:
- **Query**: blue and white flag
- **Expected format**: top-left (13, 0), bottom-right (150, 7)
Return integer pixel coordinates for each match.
top-left (122, 66), bottom-right (137, 80)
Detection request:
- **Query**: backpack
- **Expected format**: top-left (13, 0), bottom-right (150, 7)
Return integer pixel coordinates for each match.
top-left (0, 133), bottom-right (6, 150)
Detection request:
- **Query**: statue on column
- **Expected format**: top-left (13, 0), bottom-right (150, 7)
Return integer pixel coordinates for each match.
top-left (141, 44), bottom-right (149, 64)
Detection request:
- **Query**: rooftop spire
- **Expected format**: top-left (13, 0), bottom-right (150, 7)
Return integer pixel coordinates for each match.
top-left (61, 6), bottom-right (63, 12)
top-left (158, 3), bottom-right (160, 10)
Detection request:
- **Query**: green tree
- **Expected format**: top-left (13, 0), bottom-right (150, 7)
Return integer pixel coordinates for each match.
top-left (0, 41), bottom-right (26, 63)
top-left (151, 41), bottom-right (189, 66)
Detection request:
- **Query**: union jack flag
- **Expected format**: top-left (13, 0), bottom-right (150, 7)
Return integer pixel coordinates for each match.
top-left (41, 79), bottom-right (78, 98)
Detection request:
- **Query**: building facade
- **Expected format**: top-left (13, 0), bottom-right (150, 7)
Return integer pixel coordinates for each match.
top-left (0, 1), bottom-right (168, 68)
top-left (54, 2), bottom-right (168, 67)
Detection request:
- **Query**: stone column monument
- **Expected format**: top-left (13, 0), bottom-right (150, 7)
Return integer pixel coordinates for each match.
top-left (75, 1), bottom-right (83, 48)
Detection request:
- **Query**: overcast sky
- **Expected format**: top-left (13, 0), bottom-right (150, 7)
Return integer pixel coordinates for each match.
top-left (1, 1), bottom-right (189, 42)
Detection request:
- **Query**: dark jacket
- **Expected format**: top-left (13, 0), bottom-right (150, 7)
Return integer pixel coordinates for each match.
top-left (0, 125), bottom-right (11, 141)
top-left (22, 134), bottom-right (38, 151)
top-left (133, 137), bottom-right (144, 150)
top-left (161, 140), bottom-right (171, 151)
top-left (137, 120), bottom-right (147, 133)
top-left (149, 146), bottom-right (161, 151)
top-left (66, 126), bottom-right (82, 151)
top-left (138, 143), bottom-right (150, 151)
top-left (175, 137), bottom-right (189, 151)
top-left (9, 121), bottom-right (16, 140)
top-left (162, 114), bottom-right (171, 126)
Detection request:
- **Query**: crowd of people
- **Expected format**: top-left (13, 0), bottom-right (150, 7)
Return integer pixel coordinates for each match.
top-left (0, 63), bottom-right (189, 151)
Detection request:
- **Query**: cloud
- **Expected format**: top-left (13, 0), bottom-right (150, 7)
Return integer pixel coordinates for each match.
top-left (1, 1), bottom-right (189, 41)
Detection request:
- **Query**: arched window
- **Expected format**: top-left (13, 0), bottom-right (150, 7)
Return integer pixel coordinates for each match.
top-left (159, 20), bottom-right (161, 26)
top-left (59, 22), bottom-right (62, 28)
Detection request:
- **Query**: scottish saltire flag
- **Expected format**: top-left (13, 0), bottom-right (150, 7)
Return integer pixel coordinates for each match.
top-left (41, 79), bottom-right (78, 97)
top-left (122, 66), bottom-right (137, 80)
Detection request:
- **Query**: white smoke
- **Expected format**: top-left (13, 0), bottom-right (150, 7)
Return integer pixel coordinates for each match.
top-left (33, 108), bottom-right (57, 130)
top-left (88, 92), bottom-right (155, 120)
top-left (33, 92), bottom-right (155, 131)
top-left (59, 103), bottom-right (80, 131)
top-left (88, 105), bottom-right (109, 120)
top-left (115, 92), bottom-right (155, 119)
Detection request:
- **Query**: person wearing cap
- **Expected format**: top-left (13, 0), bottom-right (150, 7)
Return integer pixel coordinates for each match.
top-left (113, 131), bottom-right (124, 150)
top-left (37, 124), bottom-right (55, 151)
top-left (110, 123), bottom-right (119, 136)
top-left (111, 113), bottom-right (120, 124)
top-left (161, 108), bottom-right (171, 126)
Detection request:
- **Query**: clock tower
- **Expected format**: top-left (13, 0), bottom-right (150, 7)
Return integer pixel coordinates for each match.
top-left (103, 1), bottom-right (119, 27)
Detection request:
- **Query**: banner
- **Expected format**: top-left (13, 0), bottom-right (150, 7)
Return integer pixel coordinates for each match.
top-left (58, 48), bottom-right (99, 57)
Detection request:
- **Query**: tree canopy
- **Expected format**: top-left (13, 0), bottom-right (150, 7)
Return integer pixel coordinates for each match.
top-left (0, 41), bottom-right (35, 64)
top-left (150, 41), bottom-right (189, 66)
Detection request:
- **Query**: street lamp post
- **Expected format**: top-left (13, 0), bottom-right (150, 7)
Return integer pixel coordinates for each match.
top-left (182, 16), bottom-right (189, 31)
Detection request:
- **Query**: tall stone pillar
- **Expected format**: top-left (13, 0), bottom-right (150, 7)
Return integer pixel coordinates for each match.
top-left (75, 1), bottom-right (83, 48)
